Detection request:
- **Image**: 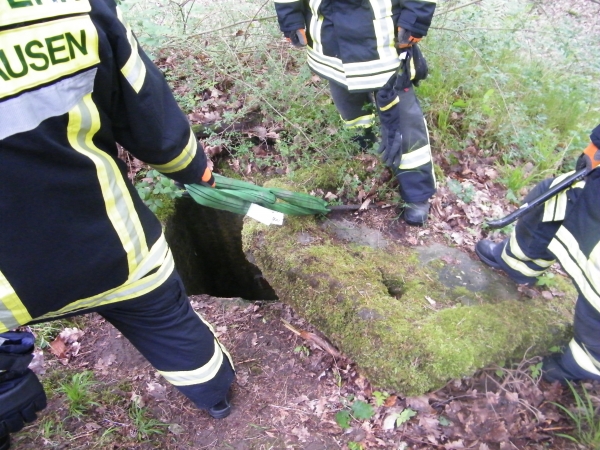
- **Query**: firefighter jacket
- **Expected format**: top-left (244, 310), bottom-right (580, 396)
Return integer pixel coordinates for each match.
top-left (548, 127), bottom-right (600, 319)
top-left (274, 0), bottom-right (437, 92)
top-left (0, 0), bottom-right (208, 333)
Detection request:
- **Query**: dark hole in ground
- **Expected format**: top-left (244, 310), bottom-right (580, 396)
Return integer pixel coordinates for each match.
top-left (379, 270), bottom-right (405, 299)
top-left (164, 197), bottom-right (278, 300)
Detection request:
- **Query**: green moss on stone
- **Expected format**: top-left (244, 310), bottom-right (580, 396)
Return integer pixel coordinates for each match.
top-left (243, 211), bottom-right (575, 396)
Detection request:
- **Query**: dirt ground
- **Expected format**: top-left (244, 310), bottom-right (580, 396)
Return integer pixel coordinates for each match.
top-left (12, 212), bottom-right (596, 450)
top-left (10, 0), bottom-right (600, 448)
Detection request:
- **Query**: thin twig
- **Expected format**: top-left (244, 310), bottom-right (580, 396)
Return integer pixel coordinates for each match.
top-left (238, 0), bottom-right (272, 49)
top-left (434, 0), bottom-right (482, 16)
top-left (186, 15), bottom-right (276, 38)
top-left (227, 73), bottom-right (328, 158)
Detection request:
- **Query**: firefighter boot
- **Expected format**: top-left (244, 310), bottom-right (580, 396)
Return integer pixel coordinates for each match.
top-left (0, 332), bottom-right (47, 450)
top-left (542, 350), bottom-right (600, 385)
top-left (475, 239), bottom-right (503, 269)
top-left (208, 390), bottom-right (232, 419)
top-left (403, 201), bottom-right (430, 226)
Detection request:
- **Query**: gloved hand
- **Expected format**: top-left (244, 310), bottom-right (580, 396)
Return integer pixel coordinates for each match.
top-left (1, 332), bottom-right (47, 450)
top-left (575, 142), bottom-right (600, 172)
top-left (284, 29), bottom-right (307, 48)
top-left (200, 167), bottom-right (215, 187)
top-left (397, 27), bottom-right (422, 49)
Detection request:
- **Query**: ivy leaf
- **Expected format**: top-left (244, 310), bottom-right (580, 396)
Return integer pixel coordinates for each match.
top-left (396, 408), bottom-right (417, 426)
top-left (335, 410), bottom-right (351, 430)
top-left (351, 400), bottom-right (374, 420)
top-left (439, 416), bottom-right (451, 427)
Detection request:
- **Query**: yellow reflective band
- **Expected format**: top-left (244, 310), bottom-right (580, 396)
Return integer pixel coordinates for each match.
top-left (548, 228), bottom-right (600, 311)
top-left (307, 55), bottom-right (398, 91)
top-left (508, 234), bottom-right (555, 268)
top-left (116, 6), bottom-right (147, 93)
top-left (1, 0), bottom-right (91, 28)
top-left (370, 0), bottom-right (393, 19)
top-left (308, 0), bottom-right (324, 55)
top-left (150, 130), bottom-right (198, 173)
top-left (67, 94), bottom-right (148, 274)
top-left (194, 311), bottom-right (235, 371)
top-left (306, 46), bottom-right (343, 71)
top-left (36, 236), bottom-right (175, 321)
top-left (543, 178), bottom-right (586, 222)
top-left (409, 57), bottom-right (416, 80)
top-left (569, 339), bottom-right (600, 377)
top-left (0, 15), bottom-right (99, 100)
top-left (307, 52), bottom-right (344, 84)
top-left (426, 120), bottom-right (436, 186)
top-left (379, 97), bottom-right (399, 112)
top-left (158, 338), bottom-right (224, 386)
top-left (0, 272), bottom-right (32, 333)
top-left (344, 114), bottom-right (374, 128)
top-left (501, 244), bottom-right (546, 278)
top-left (343, 56), bottom-right (400, 77)
top-left (369, 0), bottom-right (396, 61)
top-left (346, 71), bottom-right (398, 91)
top-left (543, 191), bottom-right (562, 222)
top-left (398, 144), bottom-right (431, 170)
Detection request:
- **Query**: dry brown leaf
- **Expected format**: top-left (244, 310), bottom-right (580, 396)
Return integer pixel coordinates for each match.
top-left (49, 337), bottom-right (67, 360)
top-left (281, 319), bottom-right (342, 358)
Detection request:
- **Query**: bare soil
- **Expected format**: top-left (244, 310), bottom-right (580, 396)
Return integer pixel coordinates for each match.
top-left (14, 256), bottom-right (596, 450)
top-left (12, 1), bottom-right (600, 448)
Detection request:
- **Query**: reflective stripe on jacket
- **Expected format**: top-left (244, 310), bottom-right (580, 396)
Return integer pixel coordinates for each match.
top-left (0, 0), bottom-right (206, 332)
top-left (548, 169), bottom-right (600, 314)
top-left (274, 0), bottom-right (436, 92)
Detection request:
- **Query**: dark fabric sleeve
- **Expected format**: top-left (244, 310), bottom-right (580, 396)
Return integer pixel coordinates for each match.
top-left (398, 0), bottom-right (436, 37)
top-left (591, 124), bottom-right (600, 148)
top-left (91, 0), bottom-right (206, 185)
top-left (274, 0), bottom-right (306, 32)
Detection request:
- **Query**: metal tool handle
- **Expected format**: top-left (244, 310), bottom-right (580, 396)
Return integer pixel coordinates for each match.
top-left (486, 167), bottom-right (589, 229)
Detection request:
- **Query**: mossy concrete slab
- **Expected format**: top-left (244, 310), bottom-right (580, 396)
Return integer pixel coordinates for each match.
top-left (242, 211), bottom-right (577, 396)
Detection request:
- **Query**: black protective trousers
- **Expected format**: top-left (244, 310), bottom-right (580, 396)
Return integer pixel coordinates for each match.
top-left (491, 177), bottom-right (600, 382)
top-left (32, 272), bottom-right (235, 410)
top-left (328, 80), bottom-right (436, 203)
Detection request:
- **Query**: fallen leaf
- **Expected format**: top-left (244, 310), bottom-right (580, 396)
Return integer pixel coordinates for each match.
top-left (49, 337), bottom-right (67, 360)
top-left (168, 423), bottom-right (184, 435)
top-left (147, 382), bottom-right (167, 401)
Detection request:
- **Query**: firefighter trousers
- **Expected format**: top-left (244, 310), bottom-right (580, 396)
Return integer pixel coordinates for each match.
top-left (33, 272), bottom-right (235, 410)
top-left (329, 80), bottom-right (436, 203)
top-left (490, 176), bottom-right (600, 381)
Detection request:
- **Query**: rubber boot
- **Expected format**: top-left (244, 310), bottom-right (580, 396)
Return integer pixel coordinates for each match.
top-left (207, 390), bottom-right (232, 419)
top-left (403, 201), bottom-right (430, 226)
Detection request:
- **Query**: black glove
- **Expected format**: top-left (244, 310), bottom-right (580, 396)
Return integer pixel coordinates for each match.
top-left (397, 27), bottom-right (423, 49)
top-left (284, 29), bottom-right (307, 48)
top-left (200, 167), bottom-right (215, 187)
top-left (575, 143), bottom-right (600, 172)
top-left (0, 332), bottom-right (47, 449)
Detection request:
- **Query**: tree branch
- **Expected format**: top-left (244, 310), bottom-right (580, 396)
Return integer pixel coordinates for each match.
top-left (435, 0), bottom-right (482, 16)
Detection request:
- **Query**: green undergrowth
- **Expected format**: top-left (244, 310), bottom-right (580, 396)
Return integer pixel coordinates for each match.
top-left (15, 368), bottom-right (170, 448)
top-left (122, 0), bottom-right (599, 212)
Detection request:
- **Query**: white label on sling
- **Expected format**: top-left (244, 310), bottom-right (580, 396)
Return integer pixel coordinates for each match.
top-left (246, 203), bottom-right (284, 226)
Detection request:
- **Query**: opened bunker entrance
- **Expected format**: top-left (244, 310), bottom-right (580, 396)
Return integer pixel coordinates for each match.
top-left (164, 197), bottom-right (278, 301)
